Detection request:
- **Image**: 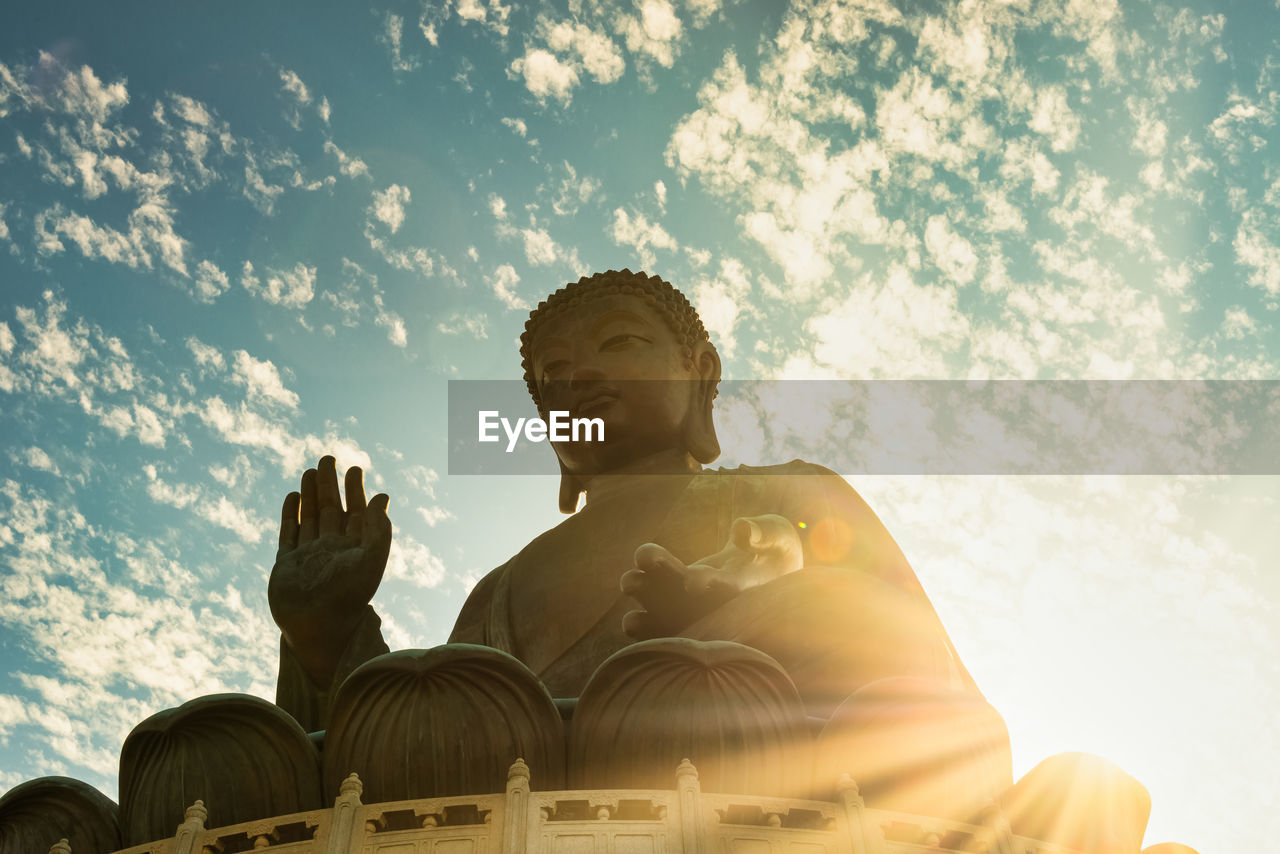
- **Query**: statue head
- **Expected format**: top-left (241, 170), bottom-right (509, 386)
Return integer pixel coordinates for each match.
top-left (520, 269), bottom-right (722, 512)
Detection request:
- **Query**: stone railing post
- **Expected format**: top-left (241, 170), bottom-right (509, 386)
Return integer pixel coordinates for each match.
top-left (325, 773), bottom-right (365, 854)
top-left (675, 759), bottom-right (704, 854)
top-left (172, 800), bottom-right (208, 854)
top-left (48, 839), bottom-right (72, 854)
top-left (836, 775), bottom-right (879, 854)
top-left (503, 758), bottom-right (531, 854)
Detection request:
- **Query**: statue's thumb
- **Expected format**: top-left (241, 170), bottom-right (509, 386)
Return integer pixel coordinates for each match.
top-left (730, 518), bottom-right (764, 551)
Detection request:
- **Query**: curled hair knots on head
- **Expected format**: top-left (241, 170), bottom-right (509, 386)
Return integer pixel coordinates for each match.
top-left (519, 269), bottom-right (712, 410)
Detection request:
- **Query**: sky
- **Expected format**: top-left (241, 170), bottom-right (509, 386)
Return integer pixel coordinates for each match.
top-left (1, 0), bottom-right (1278, 851)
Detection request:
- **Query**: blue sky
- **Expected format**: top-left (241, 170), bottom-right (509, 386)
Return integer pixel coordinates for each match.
top-left (2, 1), bottom-right (1278, 851)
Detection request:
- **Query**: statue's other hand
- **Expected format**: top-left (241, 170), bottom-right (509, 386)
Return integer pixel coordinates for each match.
top-left (268, 455), bottom-right (392, 687)
top-left (621, 515), bottom-right (802, 640)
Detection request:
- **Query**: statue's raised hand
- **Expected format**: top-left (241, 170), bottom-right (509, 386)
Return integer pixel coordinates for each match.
top-left (620, 514), bottom-right (803, 640)
top-left (269, 455), bottom-right (392, 688)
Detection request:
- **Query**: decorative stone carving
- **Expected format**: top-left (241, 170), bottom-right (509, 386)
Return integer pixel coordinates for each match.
top-left (118, 693), bottom-right (321, 846)
top-left (322, 645), bottom-right (564, 802)
top-left (0, 776), bottom-right (121, 854)
top-left (813, 676), bottom-right (1013, 820)
top-left (568, 639), bottom-right (811, 796)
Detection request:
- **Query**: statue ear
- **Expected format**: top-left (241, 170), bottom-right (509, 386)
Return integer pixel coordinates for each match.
top-left (557, 457), bottom-right (585, 513)
top-left (684, 342), bottom-right (721, 465)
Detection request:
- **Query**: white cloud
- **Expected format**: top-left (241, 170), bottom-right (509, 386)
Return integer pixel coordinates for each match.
top-left (373, 293), bottom-right (408, 347)
top-left (193, 259), bottom-right (230, 302)
top-left (381, 12), bottom-right (420, 72)
top-left (241, 260), bottom-right (316, 309)
top-left (1028, 84), bottom-right (1081, 152)
top-left (521, 226), bottom-right (562, 266)
top-left (324, 141), bottom-right (369, 178)
top-left (615, 0), bottom-right (684, 69)
top-left (230, 350), bottom-right (299, 408)
top-left (1221, 307), bottom-right (1257, 341)
top-left (385, 534), bottom-right (447, 588)
top-left (369, 184), bottom-right (411, 234)
top-left (243, 155), bottom-right (285, 214)
top-left (198, 396), bottom-right (372, 475)
top-left (805, 265), bottom-right (969, 378)
top-left (549, 162), bottom-right (601, 216)
top-left (545, 19), bottom-right (625, 83)
top-left (490, 263), bottom-right (527, 309)
top-left (924, 215), bottom-right (978, 285)
top-left (200, 496), bottom-right (266, 543)
top-left (186, 336), bottom-right (225, 371)
top-left (1234, 210), bottom-right (1280, 295)
top-left (436, 311), bottom-right (489, 339)
top-left (510, 49), bottom-right (579, 105)
top-left (502, 116), bottom-right (528, 137)
top-left (278, 69), bottom-right (311, 130)
top-left (489, 193), bottom-right (509, 220)
top-left (454, 0), bottom-right (512, 37)
top-left (609, 207), bottom-right (676, 268)
top-left (691, 258), bottom-right (752, 358)
top-left (35, 200), bottom-right (189, 276)
top-left (683, 0), bottom-right (721, 26)
top-left (417, 505), bottom-right (456, 526)
top-left (22, 446), bottom-right (59, 474)
top-left (323, 259), bottom-right (408, 347)
top-left (510, 17), bottom-right (624, 105)
top-left (14, 293), bottom-right (92, 390)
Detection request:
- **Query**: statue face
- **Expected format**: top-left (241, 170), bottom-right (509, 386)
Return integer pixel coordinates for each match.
top-left (530, 294), bottom-right (701, 474)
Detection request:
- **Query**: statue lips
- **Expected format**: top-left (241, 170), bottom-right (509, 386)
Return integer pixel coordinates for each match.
top-left (571, 387), bottom-right (620, 418)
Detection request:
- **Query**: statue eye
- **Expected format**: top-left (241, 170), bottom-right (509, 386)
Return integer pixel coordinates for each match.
top-left (540, 360), bottom-right (569, 384)
top-left (600, 334), bottom-right (647, 351)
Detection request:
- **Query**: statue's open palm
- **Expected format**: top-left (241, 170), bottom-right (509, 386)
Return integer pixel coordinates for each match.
top-left (621, 514), bottom-right (803, 640)
top-left (269, 455), bottom-right (391, 687)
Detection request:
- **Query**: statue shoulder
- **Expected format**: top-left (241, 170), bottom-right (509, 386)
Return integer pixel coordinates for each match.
top-left (712, 459), bottom-right (849, 491)
top-left (717, 459), bottom-right (842, 478)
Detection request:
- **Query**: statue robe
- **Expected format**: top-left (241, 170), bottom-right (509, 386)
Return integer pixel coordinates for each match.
top-left (278, 460), bottom-right (977, 730)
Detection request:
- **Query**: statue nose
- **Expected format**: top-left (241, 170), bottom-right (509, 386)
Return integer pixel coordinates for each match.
top-left (567, 359), bottom-right (606, 387)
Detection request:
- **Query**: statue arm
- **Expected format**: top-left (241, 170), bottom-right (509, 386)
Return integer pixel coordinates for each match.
top-left (447, 564), bottom-right (511, 649)
top-left (275, 605), bottom-right (390, 732)
top-left (269, 456), bottom-right (393, 731)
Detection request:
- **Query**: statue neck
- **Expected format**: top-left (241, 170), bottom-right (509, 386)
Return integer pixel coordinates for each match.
top-left (580, 449), bottom-right (702, 506)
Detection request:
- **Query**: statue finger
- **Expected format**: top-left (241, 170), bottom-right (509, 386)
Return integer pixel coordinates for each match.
top-left (362, 493), bottom-right (392, 552)
top-left (344, 466), bottom-right (367, 539)
top-left (298, 468), bottom-right (319, 543)
top-left (317, 455), bottom-right (343, 535)
top-left (622, 609), bottom-right (659, 640)
top-left (620, 567), bottom-right (648, 597)
top-left (278, 491), bottom-right (300, 553)
top-left (634, 542), bottom-right (683, 575)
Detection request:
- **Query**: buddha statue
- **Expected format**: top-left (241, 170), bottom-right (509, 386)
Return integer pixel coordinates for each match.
top-left (270, 269), bottom-right (980, 727)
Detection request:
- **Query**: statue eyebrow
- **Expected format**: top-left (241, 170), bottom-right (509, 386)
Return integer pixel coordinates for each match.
top-left (532, 308), bottom-right (654, 362)
top-left (589, 309), bottom-right (653, 336)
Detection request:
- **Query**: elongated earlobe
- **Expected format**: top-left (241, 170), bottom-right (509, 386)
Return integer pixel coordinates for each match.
top-left (683, 344), bottom-right (721, 465)
top-left (558, 459), bottom-right (585, 513)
